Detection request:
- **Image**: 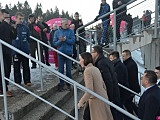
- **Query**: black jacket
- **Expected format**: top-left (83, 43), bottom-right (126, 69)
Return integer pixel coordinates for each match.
top-left (94, 54), bottom-right (120, 103)
top-left (138, 85), bottom-right (160, 120)
top-left (112, 0), bottom-right (128, 16)
top-left (112, 58), bottom-right (130, 101)
top-left (71, 19), bottom-right (85, 37)
top-left (28, 22), bottom-right (41, 42)
top-left (123, 57), bottom-right (141, 93)
top-left (37, 21), bottom-right (50, 44)
top-left (0, 21), bottom-right (17, 54)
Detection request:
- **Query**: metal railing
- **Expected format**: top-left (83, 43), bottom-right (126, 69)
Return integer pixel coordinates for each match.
top-left (0, 39), bottom-right (141, 120)
top-left (76, 0), bottom-right (158, 51)
top-left (31, 35), bottom-right (142, 97)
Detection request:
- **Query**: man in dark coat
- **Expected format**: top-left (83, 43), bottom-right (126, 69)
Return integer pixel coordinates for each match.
top-left (112, 0), bottom-right (133, 41)
top-left (0, 9), bottom-right (17, 96)
top-left (37, 15), bottom-right (51, 66)
top-left (138, 70), bottom-right (160, 120)
top-left (109, 51), bottom-right (129, 103)
top-left (92, 45), bottom-right (122, 120)
top-left (122, 49), bottom-right (141, 116)
top-left (71, 12), bottom-right (86, 54)
top-left (154, 66), bottom-right (160, 87)
top-left (109, 51), bottom-right (131, 120)
top-left (28, 14), bottom-right (44, 69)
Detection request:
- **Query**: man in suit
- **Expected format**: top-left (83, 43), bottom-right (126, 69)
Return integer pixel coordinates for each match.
top-left (155, 66), bottom-right (160, 87)
top-left (122, 49), bottom-right (140, 116)
top-left (138, 70), bottom-right (160, 120)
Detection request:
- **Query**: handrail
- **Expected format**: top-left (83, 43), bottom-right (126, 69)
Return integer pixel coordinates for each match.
top-left (31, 35), bottom-right (142, 97)
top-left (0, 39), bottom-right (140, 120)
top-left (118, 83), bottom-right (141, 97)
top-left (30, 36), bottom-right (79, 65)
top-left (76, 0), bottom-right (138, 37)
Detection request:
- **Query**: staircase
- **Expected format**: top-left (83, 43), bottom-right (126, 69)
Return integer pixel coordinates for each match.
top-left (0, 68), bottom-right (84, 120)
top-left (104, 27), bottom-right (158, 54)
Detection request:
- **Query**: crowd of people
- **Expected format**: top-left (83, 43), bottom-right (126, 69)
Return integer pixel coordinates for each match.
top-left (0, 0), bottom-right (160, 120)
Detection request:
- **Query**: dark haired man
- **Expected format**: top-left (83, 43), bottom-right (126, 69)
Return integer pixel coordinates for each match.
top-left (122, 49), bottom-right (140, 116)
top-left (28, 14), bottom-right (44, 68)
top-left (138, 70), bottom-right (160, 120)
top-left (154, 66), bottom-right (160, 86)
top-left (37, 15), bottom-right (50, 66)
top-left (95, 0), bottom-right (110, 47)
top-left (109, 51), bottom-right (130, 120)
top-left (92, 45), bottom-right (122, 120)
top-left (71, 12), bottom-right (86, 54)
top-left (0, 9), bottom-right (17, 96)
top-left (12, 12), bottom-right (31, 86)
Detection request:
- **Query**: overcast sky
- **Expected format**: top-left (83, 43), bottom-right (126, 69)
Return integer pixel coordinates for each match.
top-left (0, 0), bottom-right (155, 24)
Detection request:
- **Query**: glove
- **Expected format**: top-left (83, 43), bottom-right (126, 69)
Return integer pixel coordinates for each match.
top-left (94, 16), bottom-right (99, 21)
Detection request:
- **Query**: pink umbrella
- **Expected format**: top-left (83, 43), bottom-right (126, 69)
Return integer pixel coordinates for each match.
top-left (110, 14), bottom-right (126, 33)
top-left (46, 18), bottom-right (71, 28)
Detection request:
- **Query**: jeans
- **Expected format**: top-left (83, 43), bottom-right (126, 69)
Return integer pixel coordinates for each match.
top-left (58, 54), bottom-right (72, 87)
top-left (101, 20), bottom-right (109, 45)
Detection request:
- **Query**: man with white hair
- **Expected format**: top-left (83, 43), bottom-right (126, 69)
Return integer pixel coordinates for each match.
top-left (53, 18), bottom-right (75, 92)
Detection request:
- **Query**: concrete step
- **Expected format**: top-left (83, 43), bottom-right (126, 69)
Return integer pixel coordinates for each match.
top-left (20, 74), bottom-right (83, 120)
top-left (0, 68), bottom-right (79, 120)
top-left (48, 85), bottom-right (84, 120)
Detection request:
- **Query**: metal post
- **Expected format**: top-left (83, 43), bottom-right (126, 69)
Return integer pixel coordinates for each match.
top-left (0, 43), bottom-right (8, 120)
top-left (154, 0), bottom-right (159, 38)
top-left (113, 11), bottom-right (117, 51)
top-left (74, 84), bottom-right (78, 120)
top-left (76, 32), bottom-right (80, 61)
top-left (37, 42), bottom-right (44, 91)
top-left (94, 30), bottom-right (98, 45)
top-left (89, 31), bottom-right (92, 53)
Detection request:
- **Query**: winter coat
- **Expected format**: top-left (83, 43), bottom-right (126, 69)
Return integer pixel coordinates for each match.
top-left (94, 54), bottom-right (120, 104)
top-left (79, 63), bottom-right (113, 120)
top-left (123, 57), bottom-right (141, 93)
top-left (112, 58), bottom-right (130, 101)
top-left (37, 21), bottom-right (50, 44)
top-left (112, 0), bottom-right (128, 16)
top-left (28, 22), bottom-right (41, 42)
top-left (98, 3), bottom-right (110, 21)
top-left (53, 27), bottom-right (75, 55)
top-left (71, 19), bottom-right (85, 37)
top-left (12, 24), bottom-right (30, 55)
top-left (0, 21), bottom-right (17, 54)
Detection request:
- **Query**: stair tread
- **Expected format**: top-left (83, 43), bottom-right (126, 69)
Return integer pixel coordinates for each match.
top-left (49, 88), bottom-right (84, 120)
top-left (0, 69), bottom-right (78, 120)
top-left (21, 74), bottom-right (83, 120)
